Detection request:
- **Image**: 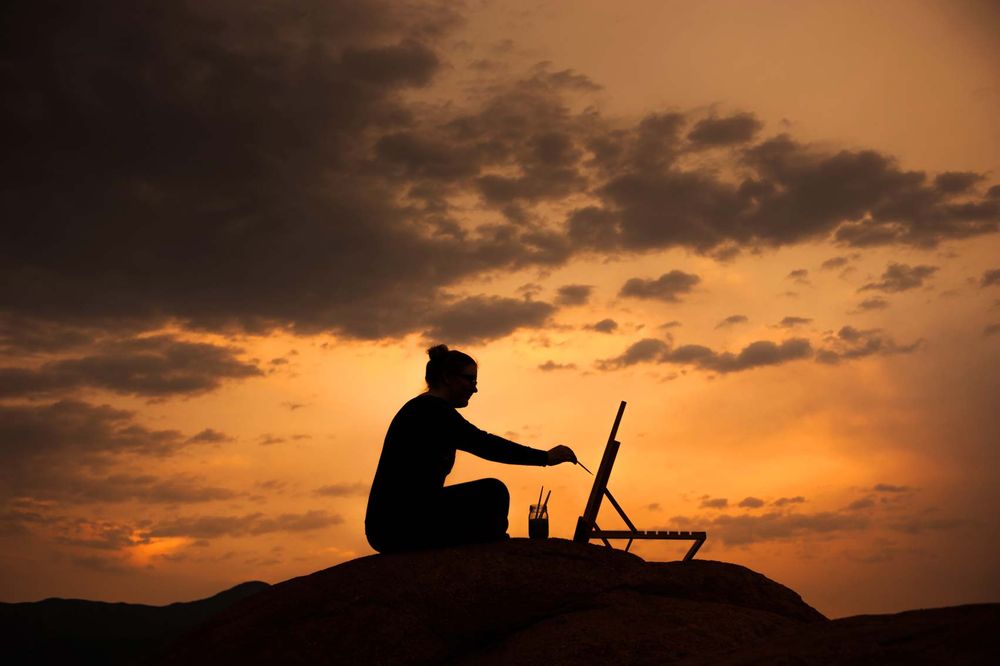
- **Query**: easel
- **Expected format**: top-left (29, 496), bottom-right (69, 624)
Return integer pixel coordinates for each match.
top-left (572, 401), bottom-right (707, 561)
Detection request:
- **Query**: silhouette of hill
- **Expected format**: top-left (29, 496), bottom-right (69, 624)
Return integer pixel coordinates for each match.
top-left (0, 580), bottom-right (269, 665)
top-left (6, 540), bottom-right (996, 664)
top-left (157, 539), bottom-right (998, 664)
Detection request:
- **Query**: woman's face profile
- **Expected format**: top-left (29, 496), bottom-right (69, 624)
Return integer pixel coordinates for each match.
top-left (447, 363), bottom-right (478, 408)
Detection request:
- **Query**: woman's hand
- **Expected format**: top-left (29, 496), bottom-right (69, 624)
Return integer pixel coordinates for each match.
top-left (546, 445), bottom-right (577, 466)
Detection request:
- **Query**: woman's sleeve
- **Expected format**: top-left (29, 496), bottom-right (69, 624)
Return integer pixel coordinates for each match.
top-left (449, 411), bottom-right (548, 466)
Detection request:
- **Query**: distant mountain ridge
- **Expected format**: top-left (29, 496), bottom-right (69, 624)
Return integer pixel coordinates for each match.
top-left (1, 580), bottom-right (270, 665)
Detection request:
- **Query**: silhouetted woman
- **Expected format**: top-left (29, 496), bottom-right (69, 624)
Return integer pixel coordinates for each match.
top-left (365, 345), bottom-right (576, 553)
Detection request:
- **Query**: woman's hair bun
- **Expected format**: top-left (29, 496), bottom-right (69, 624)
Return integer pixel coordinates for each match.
top-left (424, 344), bottom-right (475, 389)
top-left (427, 344), bottom-right (449, 360)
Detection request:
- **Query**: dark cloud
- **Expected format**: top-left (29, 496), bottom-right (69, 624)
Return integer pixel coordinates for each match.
top-left (555, 284), bottom-right (593, 306)
top-left (0, 400), bottom-right (227, 501)
top-left (588, 133), bottom-right (998, 257)
top-left (981, 269), bottom-right (1000, 287)
top-left (0, 0), bottom-right (561, 342)
top-left (422, 296), bottom-right (556, 343)
top-left (933, 171), bottom-right (983, 194)
top-left (619, 271), bottom-right (701, 302)
top-left (738, 497), bottom-right (765, 508)
top-left (538, 360), bottom-right (576, 371)
top-left (1, 0), bottom-right (995, 347)
top-left (0, 317), bottom-right (102, 355)
top-left (148, 510), bottom-right (342, 539)
top-left (598, 336), bottom-right (812, 373)
top-left (777, 316), bottom-right (812, 328)
top-left (700, 497), bottom-right (728, 509)
top-left (715, 315), bottom-right (748, 329)
top-left (0, 336), bottom-right (261, 399)
top-left (585, 318), bottom-right (618, 333)
top-left (773, 496), bottom-right (806, 506)
top-left (816, 326), bottom-right (922, 364)
top-left (859, 263), bottom-right (938, 293)
top-left (314, 483), bottom-right (368, 497)
top-left (984, 323), bottom-right (1000, 337)
top-left (686, 113), bottom-right (763, 147)
top-left (855, 297), bottom-right (889, 311)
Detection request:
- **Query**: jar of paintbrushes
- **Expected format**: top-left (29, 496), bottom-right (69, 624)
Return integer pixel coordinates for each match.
top-left (529, 487), bottom-right (550, 539)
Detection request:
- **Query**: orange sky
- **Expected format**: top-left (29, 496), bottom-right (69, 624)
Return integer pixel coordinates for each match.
top-left (1, 0), bottom-right (998, 618)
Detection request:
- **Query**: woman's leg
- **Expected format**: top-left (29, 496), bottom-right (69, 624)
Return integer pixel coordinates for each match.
top-left (431, 478), bottom-right (510, 547)
top-left (367, 478), bottom-right (510, 552)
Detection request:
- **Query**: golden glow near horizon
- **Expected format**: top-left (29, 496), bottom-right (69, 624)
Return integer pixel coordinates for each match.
top-left (1, 0), bottom-right (997, 618)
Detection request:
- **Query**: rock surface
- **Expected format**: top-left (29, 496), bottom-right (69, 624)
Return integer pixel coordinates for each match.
top-left (161, 538), bottom-right (830, 665)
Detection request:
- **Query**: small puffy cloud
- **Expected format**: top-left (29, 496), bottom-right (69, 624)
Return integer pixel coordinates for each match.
top-left (777, 316), bottom-right (812, 328)
top-left (888, 514), bottom-right (964, 535)
top-left (555, 284), bottom-right (593, 306)
top-left (981, 269), bottom-right (1000, 287)
top-left (700, 497), bottom-right (729, 509)
top-left (873, 483), bottom-right (913, 493)
top-left (598, 337), bottom-right (812, 373)
top-left (258, 435), bottom-right (285, 446)
top-left (315, 483), bottom-right (368, 497)
top-left (715, 314), bottom-right (748, 329)
top-left (186, 428), bottom-right (232, 444)
top-left (597, 338), bottom-right (671, 369)
top-left (859, 263), bottom-right (938, 293)
top-left (855, 297), bottom-right (889, 311)
top-left (845, 497), bottom-right (876, 511)
top-left (148, 510), bottom-right (343, 539)
top-left (538, 360), bottom-right (577, 371)
top-left (816, 326), bottom-right (922, 364)
top-left (787, 269), bottom-right (810, 285)
top-left (738, 497), bottom-right (765, 508)
top-left (692, 510), bottom-right (871, 546)
top-left (59, 474), bottom-right (238, 505)
top-left (423, 296), bottom-right (556, 343)
top-left (820, 256), bottom-right (851, 271)
top-left (686, 112), bottom-right (763, 147)
top-left (773, 496), bottom-right (806, 506)
top-left (586, 318), bottom-right (618, 333)
top-left (619, 271), bottom-right (701, 302)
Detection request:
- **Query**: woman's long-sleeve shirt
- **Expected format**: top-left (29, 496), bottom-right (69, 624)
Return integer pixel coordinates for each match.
top-left (365, 393), bottom-right (548, 530)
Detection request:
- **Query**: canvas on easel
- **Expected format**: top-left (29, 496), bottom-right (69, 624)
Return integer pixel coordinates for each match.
top-left (572, 401), bottom-right (706, 561)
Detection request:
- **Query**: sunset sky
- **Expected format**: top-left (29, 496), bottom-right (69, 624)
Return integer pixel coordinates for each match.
top-left (1, 0), bottom-right (998, 619)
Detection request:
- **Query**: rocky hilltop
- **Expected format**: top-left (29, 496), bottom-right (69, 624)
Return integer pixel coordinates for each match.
top-left (158, 538), bottom-right (998, 664)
